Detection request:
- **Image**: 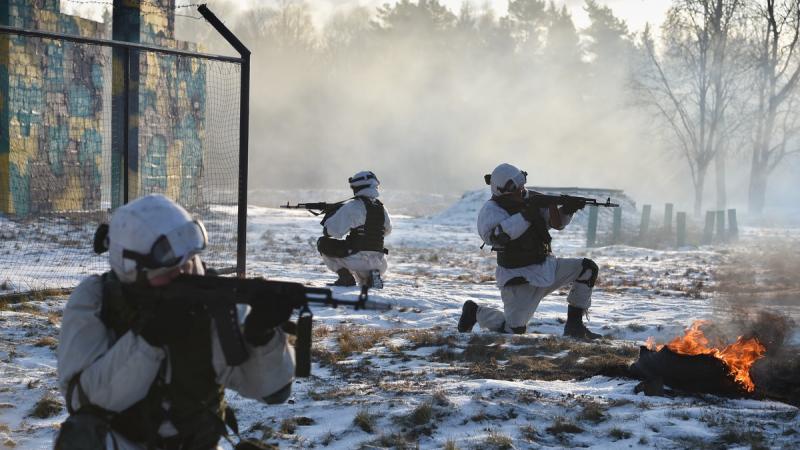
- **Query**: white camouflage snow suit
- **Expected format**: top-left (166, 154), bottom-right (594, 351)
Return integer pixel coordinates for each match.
top-left (57, 256), bottom-right (295, 450)
top-left (318, 185), bottom-right (392, 286)
top-left (475, 192), bottom-right (597, 333)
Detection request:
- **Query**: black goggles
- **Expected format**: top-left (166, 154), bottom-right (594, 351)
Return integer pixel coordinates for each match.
top-left (122, 220), bottom-right (208, 270)
top-left (348, 172), bottom-right (378, 184)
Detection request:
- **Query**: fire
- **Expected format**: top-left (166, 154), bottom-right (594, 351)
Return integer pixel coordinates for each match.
top-left (647, 320), bottom-right (766, 392)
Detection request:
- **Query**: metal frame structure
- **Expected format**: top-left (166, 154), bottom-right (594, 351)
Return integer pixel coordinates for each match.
top-left (0, 5), bottom-right (252, 277)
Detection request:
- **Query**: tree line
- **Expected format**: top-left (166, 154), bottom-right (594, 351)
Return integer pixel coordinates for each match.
top-left (178, 0), bottom-right (800, 216)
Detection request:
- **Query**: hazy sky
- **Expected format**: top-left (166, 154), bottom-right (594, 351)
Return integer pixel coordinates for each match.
top-left (300, 0), bottom-right (671, 32)
top-left (64, 0), bottom-right (672, 35)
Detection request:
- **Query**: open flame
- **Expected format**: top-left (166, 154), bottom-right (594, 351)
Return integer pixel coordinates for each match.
top-left (646, 320), bottom-right (766, 392)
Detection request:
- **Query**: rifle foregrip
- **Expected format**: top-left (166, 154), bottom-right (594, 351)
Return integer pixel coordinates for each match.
top-left (295, 311), bottom-right (313, 377)
top-left (210, 302), bottom-right (249, 367)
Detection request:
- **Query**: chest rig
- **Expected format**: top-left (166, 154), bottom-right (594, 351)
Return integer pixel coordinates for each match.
top-left (491, 197), bottom-right (552, 269)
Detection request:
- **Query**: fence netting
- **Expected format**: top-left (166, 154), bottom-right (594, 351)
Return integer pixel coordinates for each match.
top-left (0, 32), bottom-right (241, 294)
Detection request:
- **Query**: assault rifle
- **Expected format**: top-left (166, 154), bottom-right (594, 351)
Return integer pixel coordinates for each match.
top-left (280, 198), bottom-right (352, 217)
top-left (125, 274), bottom-right (391, 377)
top-left (525, 192), bottom-right (619, 209)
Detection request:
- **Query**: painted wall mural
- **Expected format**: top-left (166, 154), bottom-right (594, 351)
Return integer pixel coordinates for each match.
top-left (0, 0), bottom-right (207, 215)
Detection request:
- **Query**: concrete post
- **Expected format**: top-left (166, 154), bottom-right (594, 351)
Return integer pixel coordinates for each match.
top-left (676, 212), bottom-right (687, 247)
top-left (728, 209), bottom-right (738, 241)
top-left (703, 211), bottom-right (715, 245)
top-left (639, 204), bottom-right (651, 240)
top-left (612, 206), bottom-right (622, 244)
top-left (664, 203), bottom-right (674, 233)
top-left (715, 210), bottom-right (726, 242)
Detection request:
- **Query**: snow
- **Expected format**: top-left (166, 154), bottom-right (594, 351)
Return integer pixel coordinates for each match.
top-left (1, 190), bottom-right (799, 449)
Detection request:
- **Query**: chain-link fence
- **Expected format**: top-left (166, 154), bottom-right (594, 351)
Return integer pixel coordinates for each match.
top-left (0, 12), bottom-right (247, 294)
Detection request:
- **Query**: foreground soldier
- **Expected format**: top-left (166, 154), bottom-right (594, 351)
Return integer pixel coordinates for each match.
top-left (56, 194), bottom-right (295, 449)
top-left (458, 163), bottom-right (602, 339)
top-left (317, 171), bottom-right (392, 288)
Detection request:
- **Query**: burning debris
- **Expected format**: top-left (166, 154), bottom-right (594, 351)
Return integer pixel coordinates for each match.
top-left (645, 321), bottom-right (765, 392)
top-left (632, 313), bottom-right (800, 405)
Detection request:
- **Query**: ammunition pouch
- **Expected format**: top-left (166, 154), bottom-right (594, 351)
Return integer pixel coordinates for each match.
top-left (317, 236), bottom-right (353, 258)
top-left (54, 412), bottom-right (111, 450)
top-left (496, 247), bottom-right (549, 268)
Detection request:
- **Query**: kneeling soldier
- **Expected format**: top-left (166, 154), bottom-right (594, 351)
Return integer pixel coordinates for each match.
top-left (458, 163), bottom-right (602, 339)
top-left (317, 171), bottom-right (392, 288)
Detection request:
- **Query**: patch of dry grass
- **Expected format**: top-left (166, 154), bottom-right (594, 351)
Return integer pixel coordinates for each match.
top-left (405, 329), bottom-right (455, 348)
top-left (484, 430), bottom-right (514, 449)
top-left (363, 433), bottom-right (415, 450)
top-left (546, 417), bottom-right (583, 436)
top-left (30, 394), bottom-right (62, 419)
top-left (578, 401), bottom-right (608, 424)
top-left (354, 409), bottom-right (375, 433)
top-left (336, 326), bottom-right (393, 357)
top-left (405, 402), bottom-right (433, 427)
top-left (520, 424), bottom-right (537, 441)
top-left (609, 427), bottom-right (632, 440)
top-left (34, 336), bottom-right (58, 349)
top-left (433, 334), bottom-right (637, 382)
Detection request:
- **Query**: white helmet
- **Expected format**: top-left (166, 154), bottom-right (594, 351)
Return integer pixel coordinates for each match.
top-left (485, 163), bottom-right (527, 196)
top-left (349, 171), bottom-right (380, 195)
top-left (107, 194), bottom-right (208, 283)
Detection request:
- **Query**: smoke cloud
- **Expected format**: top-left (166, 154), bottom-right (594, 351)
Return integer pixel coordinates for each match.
top-left (173, 0), bottom-right (798, 215)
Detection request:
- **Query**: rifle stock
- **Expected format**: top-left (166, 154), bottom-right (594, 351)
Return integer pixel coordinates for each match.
top-left (127, 274), bottom-right (390, 376)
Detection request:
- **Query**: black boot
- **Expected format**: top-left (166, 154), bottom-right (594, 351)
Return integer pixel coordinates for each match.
top-left (332, 269), bottom-right (356, 287)
top-left (563, 305), bottom-right (601, 339)
top-left (458, 300), bottom-right (478, 333)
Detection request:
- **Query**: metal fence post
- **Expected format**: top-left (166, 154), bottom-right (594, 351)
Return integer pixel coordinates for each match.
top-left (586, 205), bottom-right (598, 247)
top-left (198, 5), bottom-right (251, 278)
top-left (676, 212), bottom-right (687, 247)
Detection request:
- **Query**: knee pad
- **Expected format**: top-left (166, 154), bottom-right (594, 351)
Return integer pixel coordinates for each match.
top-left (577, 258), bottom-right (599, 288)
top-left (510, 326), bottom-right (527, 335)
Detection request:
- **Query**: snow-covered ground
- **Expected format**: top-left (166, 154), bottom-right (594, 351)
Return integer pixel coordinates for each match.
top-left (1, 191), bottom-right (799, 449)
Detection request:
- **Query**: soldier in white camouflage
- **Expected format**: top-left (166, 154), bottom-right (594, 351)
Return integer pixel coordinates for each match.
top-left (458, 163), bottom-right (602, 339)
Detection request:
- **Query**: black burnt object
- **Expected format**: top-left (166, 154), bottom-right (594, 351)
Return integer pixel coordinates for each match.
top-left (629, 346), bottom-right (749, 397)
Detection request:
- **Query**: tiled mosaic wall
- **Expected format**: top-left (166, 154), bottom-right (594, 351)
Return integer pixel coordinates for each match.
top-left (0, 0), bottom-right (106, 215)
top-left (137, 0), bottom-right (207, 209)
top-left (0, 0), bottom-right (207, 215)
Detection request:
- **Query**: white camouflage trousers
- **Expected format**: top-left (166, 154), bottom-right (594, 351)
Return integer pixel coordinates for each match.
top-left (476, 257), bottom-right (594, 333)
top-left (321, 251), bottom-right (388, 286)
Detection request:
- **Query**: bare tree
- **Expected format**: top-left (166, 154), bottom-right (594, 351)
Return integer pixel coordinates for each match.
top-left (746, 0), bottom-right (800, 214)
top-left (636, 0), bottom-right (744, 216)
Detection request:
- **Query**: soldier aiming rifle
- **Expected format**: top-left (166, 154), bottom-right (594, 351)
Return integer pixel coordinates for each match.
top-left (55, 194), bottom-right (389, 450)
top-left (459, 163), bottom-right (619, 339)
top-left (282, 171), bottom-right (392, 288)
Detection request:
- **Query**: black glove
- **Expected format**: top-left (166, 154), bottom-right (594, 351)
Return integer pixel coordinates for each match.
top-left (561, 199), bottom-right (585, 215)
top-left (244, 301), bottom-right (294, 346)
top-left (138, 301), bottom-right (193, 347)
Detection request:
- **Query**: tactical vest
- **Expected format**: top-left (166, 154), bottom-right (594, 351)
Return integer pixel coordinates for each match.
top-left (345, 197), bottom-right (386, 253)
top-left (97, 272), bottom-right (227, 449)
top-left (491, 197), bottom-right (552, 269)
